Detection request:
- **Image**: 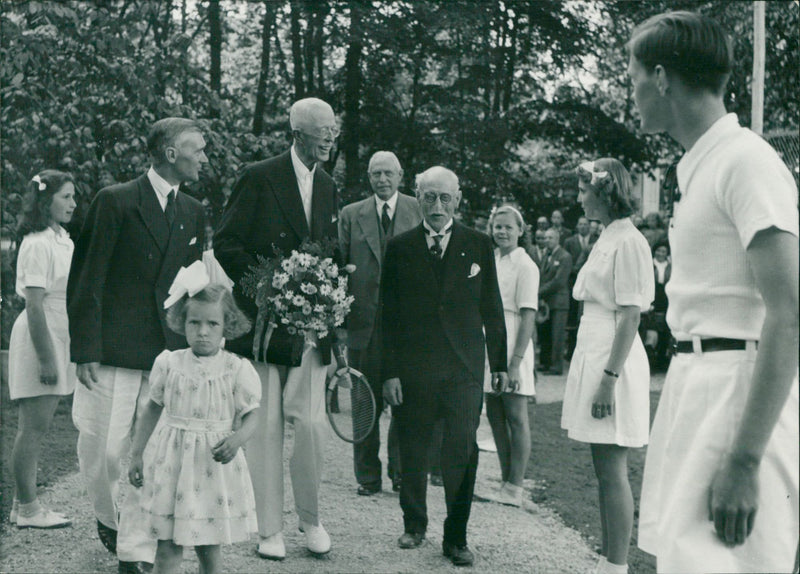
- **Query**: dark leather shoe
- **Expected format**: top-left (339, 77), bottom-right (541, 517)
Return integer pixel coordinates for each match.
top-left (398, 532), bottom-right (425, 549)
top-left (429, 473), bottom-right (443, 487)
top-left (442, 541), bottom-right (475, 566)
top-left (97, 520), bottom-right (118, 554)
top-left (357, 484), bottom-right (380, 496)
top-left (118, 561), bottom-right (153, 574)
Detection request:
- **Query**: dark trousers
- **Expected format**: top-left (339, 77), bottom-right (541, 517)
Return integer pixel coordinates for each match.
top-left (539, 307), bottom-right (568, 372)
top-left (395, 365), bottom-right (482, 546)
top-left (350, 339), bottom-right (400, 489)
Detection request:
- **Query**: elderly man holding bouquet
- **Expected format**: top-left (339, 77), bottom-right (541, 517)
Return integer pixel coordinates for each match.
top-left (214, 97), bottom-right (343, 560)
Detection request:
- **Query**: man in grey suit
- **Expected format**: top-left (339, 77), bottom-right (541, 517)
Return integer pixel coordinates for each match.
top-left (339, 151), bottom-right (422, 496)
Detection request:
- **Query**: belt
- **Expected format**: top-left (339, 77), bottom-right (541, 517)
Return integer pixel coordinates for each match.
top-left (673, 338), bottom-right (757, 354)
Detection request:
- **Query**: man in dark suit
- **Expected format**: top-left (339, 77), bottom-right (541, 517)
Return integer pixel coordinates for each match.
top-left (563, 216), bottom-right (592, 360)
top-left (380, 166), bottom-right (507, 567)
top-left (67, 118), bottom-right (207, 573)
top-left (538, 228), bottom-right (573, 374)
top-left (214, 98), bottom-right (340, 560)
top-left (550, 209), bottom-right (571, 246)
top-left (339, 151), bottom-right (422, 496)
top-left (528, 229), bottom-right (548, 269)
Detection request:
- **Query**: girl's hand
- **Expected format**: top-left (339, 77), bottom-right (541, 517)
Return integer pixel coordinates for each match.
top-left (38, 358), bottom-right (59, 386)
top-left (506, 363), bottom-right (522, 393)
top-left (211, 435), bottom-right (241, 464)
top-left (128, 455), bottom-right (144, 488)
top-left (591, 376), bottom-right (616, 419)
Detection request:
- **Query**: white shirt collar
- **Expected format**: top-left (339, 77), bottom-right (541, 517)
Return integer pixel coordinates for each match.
top-left (375, 192), bottom-right (399, 216)
top-left (147, 166), bottom-right (176, 204)
top-left (677, 113), bottom-right (739, 197)
top-left (291, 145), bottom-right (317, 182)
top-left (423, 218), bottom-right (453, 237)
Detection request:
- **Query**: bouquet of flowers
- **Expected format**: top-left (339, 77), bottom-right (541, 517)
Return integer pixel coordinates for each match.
top-left (240, 237), bottom-right (355, 363)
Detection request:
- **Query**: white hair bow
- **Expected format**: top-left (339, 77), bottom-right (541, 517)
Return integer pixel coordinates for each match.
top-left (578, 161), bottom-right (609, 185)
top-left (163, 260), bottom-right (210, 309)
top-left (32, 175), bottom-right (46, 191)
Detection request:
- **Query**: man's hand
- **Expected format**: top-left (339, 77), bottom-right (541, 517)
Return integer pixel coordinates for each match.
top-left (708, 456), bottom-right (760, 546)
top-left (77, 362), bottom-right (100, 391)
top-left (491, 372), bottom-right (509, 394)
top-left (383, 378), bottom-right (403, 406)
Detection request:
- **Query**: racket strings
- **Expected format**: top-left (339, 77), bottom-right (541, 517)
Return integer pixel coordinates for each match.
top-left (328, 375), bottom-right (375, 443)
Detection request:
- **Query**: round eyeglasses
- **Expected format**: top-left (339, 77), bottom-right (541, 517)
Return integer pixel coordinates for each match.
top-left (421, 192), bottom-right (454, 205)
top-left (303, 126), bottom-right (340, 139)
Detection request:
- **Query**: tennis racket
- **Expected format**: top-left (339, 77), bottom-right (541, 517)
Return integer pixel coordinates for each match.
top-left (325, 366), bottom-right (376, 444)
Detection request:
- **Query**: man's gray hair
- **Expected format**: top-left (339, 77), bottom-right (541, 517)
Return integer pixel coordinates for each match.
top-left (289, 97), bottom-right (334, 131)
top-left (368, 151), bottom-right (402, 172)
top-left (415, 166), bottom-right (459, 193)
top-left (545, 227), bottom-right (561, 241)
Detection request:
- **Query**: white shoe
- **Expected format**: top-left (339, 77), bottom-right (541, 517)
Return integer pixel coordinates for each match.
top-left (300, 520), bottom-right (331, 555)
top-left (9, 499), bottom-right (18, 524)
top-left (256, 532), bottom-right (286, 560)
top-left (16, 508), bottom-right (72, 529)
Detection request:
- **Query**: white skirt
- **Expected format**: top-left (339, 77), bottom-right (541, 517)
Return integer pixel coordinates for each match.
top-left (638, 348), bottom-right (799, 573)
top-left (560, 303), bottom-right (650, 447)
top-left (483, 309), bottom-right (535, 396)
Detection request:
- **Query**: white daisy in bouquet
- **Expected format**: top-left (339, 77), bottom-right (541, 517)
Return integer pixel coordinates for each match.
top-left (240, 237), bottom-right (355, 362)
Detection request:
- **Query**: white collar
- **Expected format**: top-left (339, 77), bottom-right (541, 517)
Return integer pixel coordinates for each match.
top-left (375, 192), bottom-right (399, 214)
top-left (423, 218), bottom-right (453, 237)
top-left (291, 145), bottom-right (317, 181)
top-left (147, 166), bottom-right (176, 201)
top-left (677, 113), bottom-right (739, 196)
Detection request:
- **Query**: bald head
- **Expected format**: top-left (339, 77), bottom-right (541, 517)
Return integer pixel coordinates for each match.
top-left (545, 228), bottom-right (560, 250)
top-left (415, 166), bottom-right (461, 232)
top-left (289, 98), bottom-right (335, 132)
top-left (289, 98), bottom-right (337, 167)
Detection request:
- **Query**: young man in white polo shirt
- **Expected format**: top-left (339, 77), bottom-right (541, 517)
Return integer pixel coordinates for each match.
top-left (627, 11), bottom-right (799, 574)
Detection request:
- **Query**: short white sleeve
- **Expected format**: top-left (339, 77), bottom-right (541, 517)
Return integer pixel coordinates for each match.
top-left (514, 254), bottom-right (539, 311)
top-left (717, 141), bottom-right (799, 249)
top-left (233, 357), bottom-right (261, 417)
top-left (16, 235), bottom-right (52, 291)
top-left (613, 235), bottom-right (655, 308)
top-left (148, 351), bottom-right (171, 406)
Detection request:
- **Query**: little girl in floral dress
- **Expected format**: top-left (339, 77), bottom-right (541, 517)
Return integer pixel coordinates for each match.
top-left (129, 262), bottom-right (260, 574)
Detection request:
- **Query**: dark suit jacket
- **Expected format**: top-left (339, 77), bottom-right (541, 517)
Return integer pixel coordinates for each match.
top-left (379, 222), bottom-right (507, 385)
top-left (538, 245), bottom-right (573, 311)
top-left (339, 193), bottom-right (422, 350)
top-left (564, 234), bottom-right (591, 276)
top-left (214, 150), bottom-right (339, 366)
top-left (67, 174), bottom-right (205, 371)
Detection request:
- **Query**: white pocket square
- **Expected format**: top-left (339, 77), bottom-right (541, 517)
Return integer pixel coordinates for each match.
top-left (468, 263), bottom-right (481, 278)
top-left (331, 215), bottom-right (338, 223)
top-left (189, 237), bottom-right (197, 245)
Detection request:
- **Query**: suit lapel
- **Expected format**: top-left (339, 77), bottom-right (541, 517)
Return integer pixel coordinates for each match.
top-left (412, 225), bottom-right (438, 290)
top-left (394, 194), bottom-right (418, 236)
top-left (356, 197), bottom-right (381, 263)
top-left (161, 190), bottom-right (193, 264)
top-left (440, 223), bottom-right (465, 298)
top-left (136, 175), bottom-right (170, 253)
top-left (310, 168), bottom-right (329, 241)
top-left (273, 152), bottom-right (310, 241)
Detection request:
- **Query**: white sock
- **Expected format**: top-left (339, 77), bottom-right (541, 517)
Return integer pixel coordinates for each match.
top-left (18, 499), bottom-right (42, 517)
top-left (596, 557), bottom-right (628, 574)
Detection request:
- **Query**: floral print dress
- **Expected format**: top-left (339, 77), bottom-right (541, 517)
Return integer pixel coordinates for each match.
top-left (140, 348), bottom-right (260, 546)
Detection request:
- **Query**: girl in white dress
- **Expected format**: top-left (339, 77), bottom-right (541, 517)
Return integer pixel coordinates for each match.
top-left (8, 170), bottom-right (77, 529)
top-left (484, 205), bottom-right (539, 507)
top-left (561, 160), bottom-right (654, 574)
top-left (128, 267), bottom-right (260, 574)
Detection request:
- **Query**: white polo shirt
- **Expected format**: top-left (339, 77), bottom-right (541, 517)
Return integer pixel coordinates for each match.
top-left (667, 113), bottom-right (799, 341)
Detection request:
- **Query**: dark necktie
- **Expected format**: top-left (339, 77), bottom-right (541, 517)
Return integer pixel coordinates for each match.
top-left (381, 203), bottom-right (391, 234)
top-left (165, 190), bottom-right (176, 227)
top-left (430, 234), bottom-right (443, 259)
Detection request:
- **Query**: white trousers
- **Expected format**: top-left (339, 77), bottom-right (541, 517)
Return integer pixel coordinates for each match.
top-left (72, 365), bottom-right (157, 563)
top-left (246, 345), bottom-right (329, 538)
top-left (639, 346), bottom-right (799, 573)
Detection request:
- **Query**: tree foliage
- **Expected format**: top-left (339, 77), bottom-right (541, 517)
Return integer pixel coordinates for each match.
top-left (1, 0), bottom-right (797, 346)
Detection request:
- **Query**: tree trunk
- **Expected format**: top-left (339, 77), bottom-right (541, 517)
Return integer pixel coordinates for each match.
top-left (253, 0), bottom-right (276, 135)
top-left (304, 2), bottom-right (316, 95)
top-left (343, 0), bottom-right (364, 193)
top-left (502, 12), bottom-right (517, 112)
top-left (208, 0), bottom-right (222, 118)
top-left (290, 0), bottom-right (304, 99)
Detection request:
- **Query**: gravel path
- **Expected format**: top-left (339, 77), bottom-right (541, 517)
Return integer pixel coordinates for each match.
top-left (1, 377), bottom-right (598, 573)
